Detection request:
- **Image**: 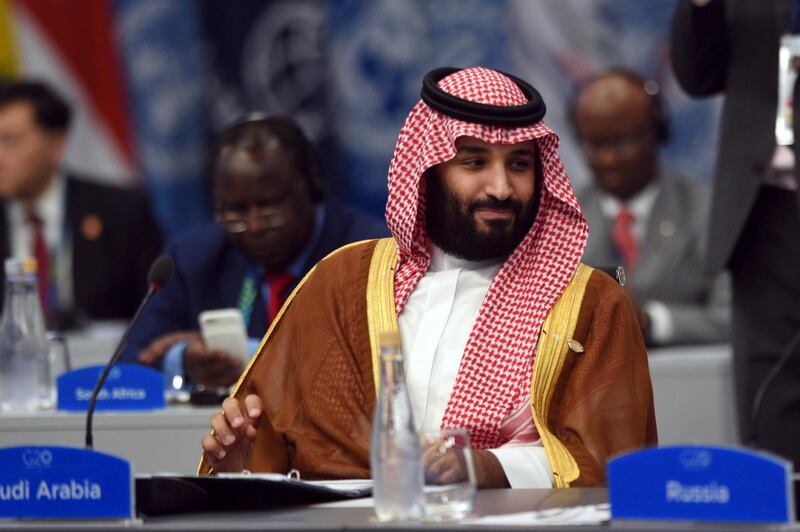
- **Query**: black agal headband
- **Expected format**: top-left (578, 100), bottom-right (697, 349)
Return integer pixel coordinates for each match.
top-left (420, 67), bottom-right (546, 127)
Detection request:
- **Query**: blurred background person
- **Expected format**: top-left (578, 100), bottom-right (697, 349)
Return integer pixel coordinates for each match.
top-left (120, 114), bottom-right (388, 388)
top-left (0, 80), bottom-right (163, 329)
top-left (672, 0), bottom-right (800, 467)
top-left (573, 69), bottom-right (730, 346)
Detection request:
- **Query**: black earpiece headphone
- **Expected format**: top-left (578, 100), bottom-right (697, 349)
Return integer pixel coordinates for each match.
top-left (646, 79), bottom-right (671, 144)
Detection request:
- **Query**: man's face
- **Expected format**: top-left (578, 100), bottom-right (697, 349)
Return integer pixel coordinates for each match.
top-left (0, 101), bottom-right (65, 201)
top-left (214, 142), bottom-right (317, 270)
top-left (574, 76), bottom-right (658, 200)
top-left (425, 136), bottom-right (539, 261)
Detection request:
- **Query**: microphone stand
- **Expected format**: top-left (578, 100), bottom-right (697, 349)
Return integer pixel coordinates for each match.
top-left (84, 282), bottom-right (160, 449)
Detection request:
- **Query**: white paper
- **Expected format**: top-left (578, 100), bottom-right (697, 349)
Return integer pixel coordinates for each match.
top-left (303, 479), bottom-right (373, 493)
top-left (463, 503), bottom-right (610, 526)
top-left (312, 497), bottom-right (376, 509)
top-left (215, 473), bottom-right (372, 495)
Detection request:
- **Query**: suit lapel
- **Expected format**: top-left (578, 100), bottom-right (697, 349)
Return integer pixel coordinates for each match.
top-left (64, 176), bottom-right (97, 305)
top-left (305, 201), bottom-right (342, 271)
top-left (579, 187), bottom-right (619, 268)
top-left (634, 176), bottom-right (690, 290)
top-left (65, 177), bottom-right (89, 298)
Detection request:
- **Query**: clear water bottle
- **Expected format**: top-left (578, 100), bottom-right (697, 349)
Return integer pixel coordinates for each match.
top-left (0, 258), bottom-right (50, 412)
top-left (370, 331), bottom-right (424, 521)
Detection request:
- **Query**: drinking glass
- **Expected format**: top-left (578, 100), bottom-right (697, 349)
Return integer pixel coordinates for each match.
top-left (420, 428), bottom-right (476, 521)
top-left (41, 333), bottom-right (71, 409)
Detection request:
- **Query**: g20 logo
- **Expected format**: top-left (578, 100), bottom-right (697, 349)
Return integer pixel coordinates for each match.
top-left (679, 449), bottom-right (712, 470)
top-left (22, 448), bottom-right (53, 468)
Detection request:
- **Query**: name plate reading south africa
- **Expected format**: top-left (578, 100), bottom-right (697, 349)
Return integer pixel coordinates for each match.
top-left (57, 363), bottom-right (164, 411)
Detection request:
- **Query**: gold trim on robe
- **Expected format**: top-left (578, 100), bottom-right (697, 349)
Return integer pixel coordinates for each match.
top-left (365, 238), bottom-right (400, 393)
top-left (530, 262), bottom-right (592, 487)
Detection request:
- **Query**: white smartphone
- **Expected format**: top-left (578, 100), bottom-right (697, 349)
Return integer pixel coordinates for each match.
top-left (198, 308), bottom-right (250, 364)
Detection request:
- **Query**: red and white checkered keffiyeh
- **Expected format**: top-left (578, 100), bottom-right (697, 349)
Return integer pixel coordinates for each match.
top-left (385, 67), bottom-right (588, 449)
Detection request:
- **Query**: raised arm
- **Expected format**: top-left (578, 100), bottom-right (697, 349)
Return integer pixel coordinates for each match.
top-left (671, 0), bottom-right (730, 97)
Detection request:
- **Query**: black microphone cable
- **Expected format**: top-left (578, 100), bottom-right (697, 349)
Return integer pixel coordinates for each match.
top-left (747, 327), bottom-right (800, 448)
top-left (85, 255), bottom-right (174, 449)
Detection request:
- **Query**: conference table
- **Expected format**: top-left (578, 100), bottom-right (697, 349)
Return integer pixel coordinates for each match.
top-left (0, 488), bottom-right (796, 531)
top-left (0, 330), bottom-right (794, 530)
top-left (0, 323), bottom-right (739, 474)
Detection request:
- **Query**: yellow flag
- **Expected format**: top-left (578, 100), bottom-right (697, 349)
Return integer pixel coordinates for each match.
top-left (0, 0), bottom-right (19, 79)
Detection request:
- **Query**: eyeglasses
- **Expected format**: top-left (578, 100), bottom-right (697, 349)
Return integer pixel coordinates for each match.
top-left (580, 130), bottom-right (652, 162)
top-left (215, 185), bottom-right (298, 234)
top-left (216, 205), bottom-right (289, 233)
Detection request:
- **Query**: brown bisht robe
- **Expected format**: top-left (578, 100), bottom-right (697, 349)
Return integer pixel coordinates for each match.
top-left (198, 238), bottom-right (657, 486)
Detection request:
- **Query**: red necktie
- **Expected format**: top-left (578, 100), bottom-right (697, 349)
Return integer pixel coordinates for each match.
top-left (612, 207), bottom-right (638, 271)
top-left (26, 210), bottom-right (50, 314)
top-left (265, 271), bottom-right (295, 324)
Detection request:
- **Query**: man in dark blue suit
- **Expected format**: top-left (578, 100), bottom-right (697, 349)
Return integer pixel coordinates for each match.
top-left (121, 114), bottom-right (388, 387)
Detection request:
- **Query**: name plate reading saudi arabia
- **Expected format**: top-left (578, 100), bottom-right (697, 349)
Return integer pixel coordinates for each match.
top-left (0, 446), bottom-right (133, 519)
top-left (57, 363), bottom-right (164, 411)
top-left (608, 445), bottom-right (795, 524)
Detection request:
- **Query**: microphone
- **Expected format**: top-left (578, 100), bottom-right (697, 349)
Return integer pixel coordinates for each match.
top-left (84, 255), bottom-right (174, 449)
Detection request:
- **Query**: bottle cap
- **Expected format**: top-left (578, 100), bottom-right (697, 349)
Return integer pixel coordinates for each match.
top-left (22, 258), bottom-right (38, 275)
top-left (4, 257), bottom-right (38, 278)
top-left (378, 331), bottom-right (401, 349)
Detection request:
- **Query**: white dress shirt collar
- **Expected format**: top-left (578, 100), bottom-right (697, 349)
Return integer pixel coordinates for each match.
top-left (7, 172), bottom-right (65, 256)
top-left (597, 180), bottom-right (660, 243)
top-left (428, 243), bottom-right (504, 274)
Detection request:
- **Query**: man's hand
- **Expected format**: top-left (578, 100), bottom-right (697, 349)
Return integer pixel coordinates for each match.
top-left (201, 395), bottom-right (263, 473)
top-left (423, 445), bottom-right (509, 489)
top-left (138, 331), bottom-right (244, 387)
top-left (138, 331), bottom-right (199, 365)
top-left (183, 335), bottom-right (243, 387)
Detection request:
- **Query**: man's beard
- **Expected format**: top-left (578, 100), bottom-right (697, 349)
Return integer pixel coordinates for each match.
top-left (424, 171), bottom-right (539, 262)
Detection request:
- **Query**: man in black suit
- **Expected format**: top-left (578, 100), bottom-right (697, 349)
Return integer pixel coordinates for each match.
top-left (0, 81), bottom-right (163, 328)
top-left (120, 114), bottom-right (388, 388)
top-left (672, 0), bottom-right (800, 468)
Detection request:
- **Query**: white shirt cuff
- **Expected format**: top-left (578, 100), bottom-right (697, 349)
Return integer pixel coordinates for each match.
top-left (488, 442), bottom-right (553, 488)
top-left (643, 300), bottom-right (674, 344)
top-left (163, 340), bottom-right (188, 390)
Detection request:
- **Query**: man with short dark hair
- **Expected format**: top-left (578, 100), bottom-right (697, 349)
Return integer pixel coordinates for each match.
top-left (573, 70), bottom-right (730, 345)
top-left (0, 80), bottom-right (163, 328)
top-left (121, 114), bottom-right (388, 387)
top-left (200, 68), bottom-right (656, 488)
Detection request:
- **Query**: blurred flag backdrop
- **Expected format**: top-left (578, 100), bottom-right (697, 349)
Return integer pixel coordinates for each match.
top-left (0, 0), bottom-right (721, 236)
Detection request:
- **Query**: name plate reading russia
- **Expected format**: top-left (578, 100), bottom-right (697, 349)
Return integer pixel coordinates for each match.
top-left (608, 445), bottom-right (795, 524)
top-left (57, 363), bottom-right (164, 411)
top-left (0, 446), bottom-right (133, 519)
